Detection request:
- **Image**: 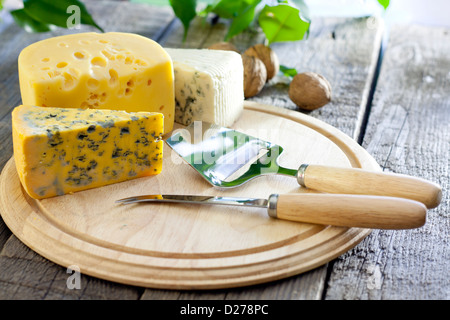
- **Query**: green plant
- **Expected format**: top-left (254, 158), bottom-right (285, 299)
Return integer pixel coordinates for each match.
top-left (168, 0), bottom-right (388, 44)
top-left (3, 0), bottom-right (389, 46)
top-left (9, 0), bottom-right (103, 32)
top-left (183, 0), bottom-right (311, 44)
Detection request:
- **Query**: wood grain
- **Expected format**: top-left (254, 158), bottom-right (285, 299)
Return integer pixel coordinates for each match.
top-left (276, 193), bottom-right (426, 229)
top-left (302, 164), bottom-right (442, 208)
top-left (0, 1), bottom-right (390, 299)
top-left (325, 24), bottom-right (450, 300)
top-left (0, 103), bottom-right (378, 290)
top-left (0, 236), bottom-right (141, 300)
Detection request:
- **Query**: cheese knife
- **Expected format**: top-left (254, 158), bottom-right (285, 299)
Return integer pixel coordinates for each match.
top-left (116, 193), bottom-right (427, 229)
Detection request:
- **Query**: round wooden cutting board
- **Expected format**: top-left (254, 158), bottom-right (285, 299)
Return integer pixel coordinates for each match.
top-left (0, 102), bottom-right (380, 290)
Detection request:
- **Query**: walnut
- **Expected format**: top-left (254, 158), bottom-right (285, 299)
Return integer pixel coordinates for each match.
top-left (241, 54), bottom-right (267, 98)
top-left (288, 72), bottom-right (332, 110)
top-left (243, 44), bottom-right (279, 81)
top-left (207, 42), bottom-right (240, 53)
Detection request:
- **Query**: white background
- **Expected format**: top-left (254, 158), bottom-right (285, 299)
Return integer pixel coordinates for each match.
top-left (304, 0), bottom-right (450, 28)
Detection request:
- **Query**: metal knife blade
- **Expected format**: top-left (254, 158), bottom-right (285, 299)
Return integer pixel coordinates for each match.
top-left (116, 194), bottom-right (269, 208)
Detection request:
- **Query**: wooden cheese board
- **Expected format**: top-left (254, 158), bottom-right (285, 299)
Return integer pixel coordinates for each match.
top-left (0, 101), bottom-right (380, 290)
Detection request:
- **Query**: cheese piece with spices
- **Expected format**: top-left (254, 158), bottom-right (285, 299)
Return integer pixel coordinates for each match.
top-left (18, 32), bottom-right (174, 133)
top-left (12, 105), bottom-right (163, 199)
top-left (165, 48), bottom-right (244, 126)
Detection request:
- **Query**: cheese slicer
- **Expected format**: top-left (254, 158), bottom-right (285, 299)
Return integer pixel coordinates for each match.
top-left (166, 121), bottom-right (442, 209)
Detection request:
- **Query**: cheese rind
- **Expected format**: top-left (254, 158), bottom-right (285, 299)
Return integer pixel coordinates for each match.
top-left (18, 32), bottom-right (174, 133)
top-left (165, 48), bottom-right (244, 127)
top-left (12, 105), bottom-right (163, 199)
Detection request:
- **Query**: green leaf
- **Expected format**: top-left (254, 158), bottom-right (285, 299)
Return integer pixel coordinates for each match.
top-left (10, 8), bottom-right (53, 33)
top-left (279, 65), bottom-right (297, 77)
top-left (377, 0), bottom-right (390, 10)
top-left (223, 0), bottom-right (261, 40)
top-left (209, 0), bottom-right (260, 19)
top-left (169, 0), bottom-right (197, 40)
top-left (21, 0), bottom-right (103, 32)
top-left (258, 4), bottom-right (310, 45)
top-left (202, 0), bottom-right (261, 41)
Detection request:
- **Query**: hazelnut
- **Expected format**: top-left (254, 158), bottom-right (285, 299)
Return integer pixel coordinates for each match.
top-left (288, 72), bottom-right (332, 110)
top-left (241, 54), bottom-right (267, 98)
top-left (243, 44), bottom-right (279, 81)
top-left (207, 42), bottom-right (240, 53)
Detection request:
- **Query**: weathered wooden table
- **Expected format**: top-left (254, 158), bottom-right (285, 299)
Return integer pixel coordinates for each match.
top-left (0, 1), bottom-right (448, 301)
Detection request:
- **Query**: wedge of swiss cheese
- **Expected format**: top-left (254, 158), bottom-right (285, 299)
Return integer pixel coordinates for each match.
top-left (18, 32), bottom-right (174, 133)
top-left (12, 105), bottom-right (163, 199)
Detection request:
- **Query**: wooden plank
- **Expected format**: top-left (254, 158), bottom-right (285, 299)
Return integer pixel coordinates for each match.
top-left (0, 2), bottom-right (383, 299)
top-left (141, 266), bottom-right (326, 300)
top-left (324, 24), bottom-right (450, 300)
top-left (0, 1), bottom-right (174, 300)
top-left (0, 120), bottom-right (13, 249)
top-left (265, 17), bottom-right (383, 141)
top-left (0, 237), bottom-right (142, 299)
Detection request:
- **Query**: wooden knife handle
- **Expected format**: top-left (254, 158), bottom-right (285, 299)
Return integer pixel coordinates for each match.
top-left (271, 194), bottom-right (427, 229)
top-left (297, 164), bottom-right (442, 209)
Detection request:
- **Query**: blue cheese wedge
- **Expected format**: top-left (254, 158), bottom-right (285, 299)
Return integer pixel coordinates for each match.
top-left (165, 48), bottom-right (244, 127)
top-left (12, 105), bottom-right (163, 199)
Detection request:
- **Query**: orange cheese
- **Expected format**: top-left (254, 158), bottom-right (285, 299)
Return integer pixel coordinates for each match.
top-left (12, 105), bottom-right (163, 199)
top-left (18, 32), bottom-right (174, 133)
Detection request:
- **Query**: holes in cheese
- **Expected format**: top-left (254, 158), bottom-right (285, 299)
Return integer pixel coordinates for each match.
top-left (12, 105), bottom-right (164, 200)
top-left (101, 49), bottom-right (115, 60)
top-left (18, 32), bottom-right (175, 133)
top-left (62, 72), bottom-right (75, 90)
top-left (109, 69), bottom-right (119, 86)
top-left (135, 59), bottom-right (148, 67)
top-left (57, 62), bottom-right (68, 68)
top-left (91, 56), bottom-right (107, 67)
top-left (74, 51), bottom-right (86, 59)
top-left (124, 56), bottom-right (132, 64)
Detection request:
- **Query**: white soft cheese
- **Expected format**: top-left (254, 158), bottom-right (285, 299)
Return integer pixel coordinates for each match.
top-left (165, 48), bottom-right (244, 127)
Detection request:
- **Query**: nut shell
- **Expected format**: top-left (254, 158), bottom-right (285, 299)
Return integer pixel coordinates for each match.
top-left (244, 44), bottom-right (279, 81)
top-left (207, 42), bottom-right (240, 53)
top-left (241, 54), bottom-right (267, 98)
top-left (289, 72), bottom-right (332, 110)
